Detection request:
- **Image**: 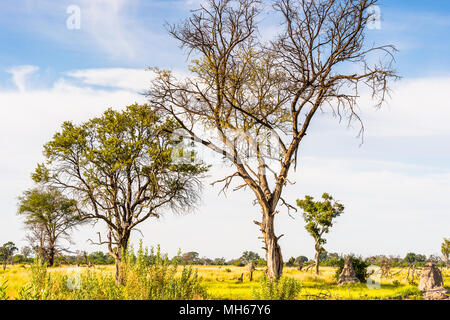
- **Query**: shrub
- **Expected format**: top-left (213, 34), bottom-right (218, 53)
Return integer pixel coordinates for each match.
top-left (224, 268), bottom-right (231, 273)
top-left (232, 260), bottom-right (245, 267)
top-left (334, 256), bottom-right (370, 283)
top-left (253, 275), bottom-right (301, 300)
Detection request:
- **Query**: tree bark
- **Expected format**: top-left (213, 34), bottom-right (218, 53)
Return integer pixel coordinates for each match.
top-left (314, 243), bottom-right (320, 275)
top-left (315, 251), bottom-right (320, 275)
top-left (110, 232), bottom-right (130, 286)
top-left (48, 247), bottom-right (55, 267)
top-left (261, 213), bottom-right (283, 280)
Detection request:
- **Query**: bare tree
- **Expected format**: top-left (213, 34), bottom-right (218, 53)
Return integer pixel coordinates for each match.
top-left (147, 0), bottom-right (398, 279)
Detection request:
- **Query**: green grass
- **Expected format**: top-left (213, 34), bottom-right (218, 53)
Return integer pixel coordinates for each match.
top-left (1, 264), bottom-right (448, 300)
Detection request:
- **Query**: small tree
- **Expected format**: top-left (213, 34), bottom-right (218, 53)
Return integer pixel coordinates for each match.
top-left (442, 238), bottom-right (450, 267)
top-left (21, 246), bottom-right (33, 260)
top-left (32, 104), bottom-right (207, 284)
top-left (297, 193), bottom-right (344, 274)
top-left (180, 252), bottom-right (200, 265)
top-left (240, 251), bottom-right (261, 264)
top-left (17, 187), bottom-right (83, 266)
top-left (0, 242), bottom-right (18, 270)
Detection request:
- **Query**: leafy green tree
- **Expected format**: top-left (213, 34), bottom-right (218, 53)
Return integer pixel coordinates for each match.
top-left (32, 104), bottom-right (207, 284)
top-left (404, 252), bottom-right (426, 265)
top-left (0, 242), bottom-right (18, 270)
top-left (180, 252), bottom-right (200, 265)
top-left (17, 187), bottom-right (83, 266)
top-left (297, 193), bottom-right (344, 274)
top-left (442, 238), bottom-right (450, 267)
top-left (295, 256), bottom-right (309, 264)
top-left (240, 251), bottom-right (261, 264)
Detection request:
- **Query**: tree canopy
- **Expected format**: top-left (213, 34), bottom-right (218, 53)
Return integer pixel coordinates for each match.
top-left (32, 104), bottom-right (208, 283)
top-left (297, 193), bottom-right (344, 273)
top-left (17, 187), bottom-right (82, 266)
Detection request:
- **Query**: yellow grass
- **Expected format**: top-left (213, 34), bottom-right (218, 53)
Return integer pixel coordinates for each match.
top-left (1, 264), bottom-right (449, 300)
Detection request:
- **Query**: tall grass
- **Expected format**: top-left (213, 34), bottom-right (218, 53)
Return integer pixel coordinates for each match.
top-left (252, 275), bottom-right (302, 300)
top-left (14, 243), bottom-right (207, 300)
top-left (0, 278), bottom-right (8, 300)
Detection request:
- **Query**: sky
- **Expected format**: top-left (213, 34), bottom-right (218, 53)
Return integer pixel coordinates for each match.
top-left (0, 0), bottom-right (449, 261)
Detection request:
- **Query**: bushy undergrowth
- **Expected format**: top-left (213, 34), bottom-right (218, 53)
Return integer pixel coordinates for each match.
top-left (14, 243), bottom-right (207, 300)
top-left (252, 275), bottom-right (302, 300)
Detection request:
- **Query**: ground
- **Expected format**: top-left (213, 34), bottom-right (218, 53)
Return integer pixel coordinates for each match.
top-left (1, 264), bottom-right (449, 300)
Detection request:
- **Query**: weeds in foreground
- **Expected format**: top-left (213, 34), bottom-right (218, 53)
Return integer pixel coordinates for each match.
top-left (0, 278), bottom-right (8, 300)
top-left (13, 242), bottom-right (207, 300)
top-left (252, 275), bottom-right (302, 300)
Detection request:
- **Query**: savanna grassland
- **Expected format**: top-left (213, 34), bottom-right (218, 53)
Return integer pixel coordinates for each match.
top-left (1, 264), bottom-right (448, 300)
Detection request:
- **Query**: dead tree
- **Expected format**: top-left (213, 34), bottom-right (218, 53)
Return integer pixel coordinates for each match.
top-left (147, 0), bottom-right (398, 280)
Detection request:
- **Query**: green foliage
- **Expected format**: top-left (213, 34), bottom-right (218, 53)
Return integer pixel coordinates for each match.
top-left (334, 256), bottom-right (370, 283)
top-left (404, 252), bottom-right (426, 264)
top-left (0, 242), bottom-right (18, 267)
top-left (240, 251), bottom-right (261, 264)
top-left (232, 260), bottom-right (245, 267)
top-left (17, 187), bottom-right (82, 266)
top-left (88, 251), bottom-right (115, 265)
top-left (16, 243), bottom-right (207, 300)
top-left (256, 259), bottom-right (266, 267)
top-left (297, 193), bottom-right (344, 250)
top-left (253, 275), bottom-right (301, 300)
top-left (33, 104), bottom-right (208, 266)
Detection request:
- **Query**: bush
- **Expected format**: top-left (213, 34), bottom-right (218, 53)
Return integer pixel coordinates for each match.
top-left (253, 275), bottom-right (301, 300)
top-left (334, 256), bottom-right (370, 283)
top-left (232, 261), bottom-right (245, 267)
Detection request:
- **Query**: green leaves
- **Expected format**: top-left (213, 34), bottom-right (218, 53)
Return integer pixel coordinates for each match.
top-left (297, 193), bottom-right (344, 250)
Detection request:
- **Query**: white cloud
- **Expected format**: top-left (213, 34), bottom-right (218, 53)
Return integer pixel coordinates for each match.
top-left (67, 68), bottom-right (153, 91)
top-left (6, 65), bottom-right (39, 92)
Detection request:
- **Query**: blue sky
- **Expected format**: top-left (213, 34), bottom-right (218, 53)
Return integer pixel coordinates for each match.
top-left (0, 1), bottom-right (449, 260)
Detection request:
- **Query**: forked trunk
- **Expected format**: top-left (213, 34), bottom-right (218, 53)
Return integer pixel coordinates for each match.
top-left (262, 213), bottom-right (283, 280)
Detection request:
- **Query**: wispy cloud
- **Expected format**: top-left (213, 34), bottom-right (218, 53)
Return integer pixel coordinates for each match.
top-left (6, 65), bottom-right (39, 92)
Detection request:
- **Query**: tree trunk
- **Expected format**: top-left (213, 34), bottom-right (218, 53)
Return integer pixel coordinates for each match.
top-left (48, 247), bottom-right (55, 267)
top-left (110, 233), bottom-right (130, 286)
top-left (261, 213), bottom-right (283, 280)
top-left (315, 251), bottom-right (320, 275)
